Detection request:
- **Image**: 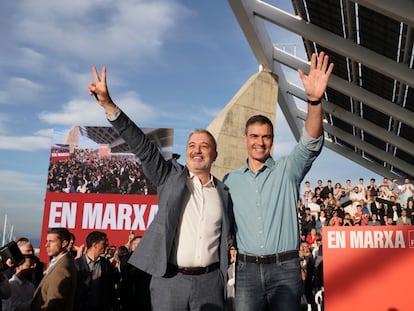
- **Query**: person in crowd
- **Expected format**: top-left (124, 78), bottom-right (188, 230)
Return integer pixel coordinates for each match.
top-left (370, 196), bottom-right (386, 223)
top-left (18, 238), bottom-right (45, 288)
top-left (359, 212), bottom-right (369, 226)
top-left (302, 190), bottom-right (312, 208)
top-left (308, 195), bottom-right (321, 220)
top-left (385, 216), bottom-right (395, 226)
top-left (357, 178), bottom-right (368, 200)
top-left (328, 210), bottom-right (343, 226)
top-left (320, 179), bottom-right (333, 199)
top-left (314, 187), bottom-right (323, 205)
top-left (314, 180), bottom-right (323, 196)
top-left (315, 210), bottom-right (328, 234)
top-left (367, 213), bottom-right (382, 226)
top-left (302, 181), bottom-right (314, 202)
top-left (352, 203), bottom-right (365, 225)
top-left (297, 199), bottom-right (306, 221)
top-left (306, 227), bottom-right (322, 251)
top-left (333, 182), bottom-right (344, 201)
top-left (4, 238), bottom-right (45, 289)
top-left (344, 179), bottom-right (353, 195)
top-left (356, 198), bottom-right (370, 215)
top-left (301, 207), bottom-right (316, 237)
top-left (344, 201), bottom-right (359, 218)
top-left (299, 241), bottom-right (314, 307)
top-left (389, 178), bottom-right (400, 199)
top-left (396, 208), bottom-right (411, 225)
top-left (400, 178), bottom-right (414, 207)
top-left (88, 65), bottom-right (234, 311)
top-left (223, 51), bottom-right (333, 310)
top-left (2, 253), bottom-right (36, 311)
top-left (74, 231), bottom-right (117, 311)
top-left (31, 227), bottom-right (77, 311)
top-left (367, 178), bottom-right (378, 198)
top-left (0, 271), bottom-right (12, 311)
top-left (386, 194), bottom-right (402, 225)
top-left (119, 235), bottom-right (151, 311)
top-left (343, 213), bottom-right (354, 226)
top-left (327, 192), bottom-right (337, 209)
top-left (349, 186), bottom-right (365, 203)
top-left (67, 233), bottom-right (76, 257)
top-left (378, 177), bottom-right (391, 198)
top-left (226, 246), bottom-right (237, 311)
top-left (405, 199), bottom-right (414, 224)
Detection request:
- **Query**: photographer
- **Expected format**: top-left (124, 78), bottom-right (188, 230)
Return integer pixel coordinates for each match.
top-left (2, 254), bottom-right (36, 311)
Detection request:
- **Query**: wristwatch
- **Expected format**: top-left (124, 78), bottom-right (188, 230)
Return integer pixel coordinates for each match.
top-left (307, 99), bottom-right (322, 105)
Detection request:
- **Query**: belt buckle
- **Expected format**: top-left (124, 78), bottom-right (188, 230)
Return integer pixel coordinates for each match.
top-left (257, 255), bottom-right (264, 263)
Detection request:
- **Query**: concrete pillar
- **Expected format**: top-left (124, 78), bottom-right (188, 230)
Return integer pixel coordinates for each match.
top-left (64, 126), bottom-right (80, 154)
top-left (207, 70), bottom-right (279, 179)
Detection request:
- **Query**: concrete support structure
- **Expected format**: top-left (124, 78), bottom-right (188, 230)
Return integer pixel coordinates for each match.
top-left (207, 70), bottom-right (278, 179)
top-left (64, 126), bottom-right (80, 154)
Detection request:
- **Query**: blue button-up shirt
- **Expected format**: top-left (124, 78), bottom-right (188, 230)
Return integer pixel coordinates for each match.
top-left (224, 129), bottom-right (323, 255)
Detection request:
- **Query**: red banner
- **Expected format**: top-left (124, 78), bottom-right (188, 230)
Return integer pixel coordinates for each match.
top-left (323, 226), bottom-right (414, 311)
top-left (50, 144), bottom-right (70, 162)
top-left (39, 192), bottom-right (158, 263)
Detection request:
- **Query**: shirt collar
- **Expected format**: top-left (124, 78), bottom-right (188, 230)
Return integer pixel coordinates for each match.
top-left (86, 255), bottom-right (101, 264)
top-left (243, 156), bottom-right (274, 173)
top-left (188, 171), bottom-right (215, 187)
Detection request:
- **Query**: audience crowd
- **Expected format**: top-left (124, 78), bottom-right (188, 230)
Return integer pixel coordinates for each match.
top-left (297, 176), bottom-right (414, 309)
top-left (46, 148), bottom-right (156, 195)
top-left (1, 230), bottom-right (152, 311)
top-left (2, 176), bottom-right (413, 310)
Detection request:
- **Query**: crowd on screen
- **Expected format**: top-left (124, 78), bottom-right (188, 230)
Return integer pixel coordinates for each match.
top-left (46, 148), bottom-right (156, 195)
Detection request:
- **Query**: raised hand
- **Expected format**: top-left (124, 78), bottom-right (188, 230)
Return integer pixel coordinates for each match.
top-left (298, 51), bottom-right (334, 101)
top-left (88, 66), bottom-right (117, 113)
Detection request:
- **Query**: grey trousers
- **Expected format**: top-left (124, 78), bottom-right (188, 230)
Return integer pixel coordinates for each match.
top-left (150, 269), bottom-right (225, 311)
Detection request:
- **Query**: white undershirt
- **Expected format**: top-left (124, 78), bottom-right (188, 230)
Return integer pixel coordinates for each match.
top-left (170, 172), bottom-right (223, 267)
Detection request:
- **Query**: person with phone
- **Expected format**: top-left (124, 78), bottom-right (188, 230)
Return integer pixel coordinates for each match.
top-left (2, 253), bottom-right (36, 311)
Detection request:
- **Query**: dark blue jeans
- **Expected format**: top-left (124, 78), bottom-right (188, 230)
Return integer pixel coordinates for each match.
top-left (235, 258), bottom-right (302, 311)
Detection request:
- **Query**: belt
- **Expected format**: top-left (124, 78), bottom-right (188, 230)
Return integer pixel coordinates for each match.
top-left (237, 250), bottom-right (298, 264)
top-left (168, 262), bottom-right (220, 275)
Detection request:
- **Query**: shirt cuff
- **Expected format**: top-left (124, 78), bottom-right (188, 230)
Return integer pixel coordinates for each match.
top-left (106, 107), bottom-right (121, 121)
top-left (301, 128), bottom-right (323, 151)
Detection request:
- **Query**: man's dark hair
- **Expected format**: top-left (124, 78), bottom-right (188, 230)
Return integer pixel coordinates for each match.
top-left (48, 227), bottom-right (71, 244)
top-left (86, 231), bottom-right (107, 249)
top-left (244, 115), bottom-right (274, 136)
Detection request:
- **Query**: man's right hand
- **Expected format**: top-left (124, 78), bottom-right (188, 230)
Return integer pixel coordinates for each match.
top-left (88, 66), bottom-right (117, 114)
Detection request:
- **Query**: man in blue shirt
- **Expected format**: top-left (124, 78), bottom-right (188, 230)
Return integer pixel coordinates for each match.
top-left (223, 51), bottom-right (334, 311)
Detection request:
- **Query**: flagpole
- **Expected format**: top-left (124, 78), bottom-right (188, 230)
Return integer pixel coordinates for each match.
top-left (2, 214), bottom-right (7, 246)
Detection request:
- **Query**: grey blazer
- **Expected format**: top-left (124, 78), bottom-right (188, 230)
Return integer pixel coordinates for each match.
top-left (110, 111), bottom-right (234, 282)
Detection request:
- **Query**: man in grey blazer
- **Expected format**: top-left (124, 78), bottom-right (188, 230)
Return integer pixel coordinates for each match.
top-left (88, 67), bottom-right (234, 311)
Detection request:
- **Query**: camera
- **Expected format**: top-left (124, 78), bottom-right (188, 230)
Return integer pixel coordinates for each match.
top-left (0, 241), bottom-right (25, 270)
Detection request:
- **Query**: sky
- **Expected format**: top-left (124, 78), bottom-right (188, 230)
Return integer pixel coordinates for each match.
top-left (0, 0), bottom-right (382, 245)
